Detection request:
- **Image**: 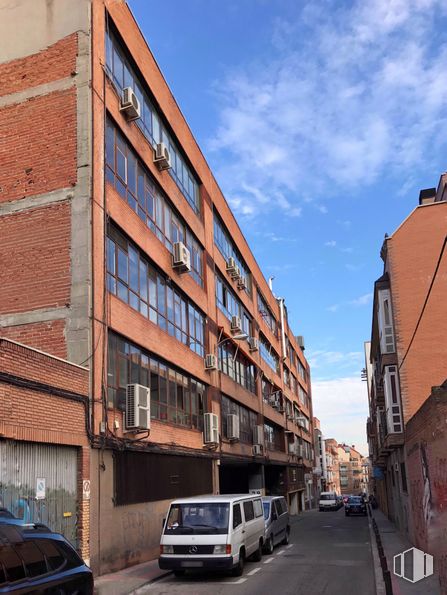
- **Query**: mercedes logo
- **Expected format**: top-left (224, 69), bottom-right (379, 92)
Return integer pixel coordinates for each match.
top-left (189, 545), bottom-right (198, 554)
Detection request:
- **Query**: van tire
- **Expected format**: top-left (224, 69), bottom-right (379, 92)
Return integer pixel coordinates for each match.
top-left (232, 550), bottom-right (245, 576)
top-left (281, 527), bottom-right (290, 545)
top-left (251, 540), bottom-right (262, 562)
top-left (263, 535), bottom-right (274, 555)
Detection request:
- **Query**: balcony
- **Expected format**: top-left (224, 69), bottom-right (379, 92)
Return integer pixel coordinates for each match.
top-left (377, 409), bottom-right (404, 461)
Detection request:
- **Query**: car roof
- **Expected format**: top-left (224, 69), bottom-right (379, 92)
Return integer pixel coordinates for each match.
top-left (168, 494), bottom-right (262, 505)
top-left (0, 519), bottom-right (67, 543)
top-left (261, 496), bottom-right (284, 502)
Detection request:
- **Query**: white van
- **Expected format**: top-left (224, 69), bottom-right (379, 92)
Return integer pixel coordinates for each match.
top-left (319, 491), bottom-right (339, 511)
top-left (159, 494), bottom-right (265, 576)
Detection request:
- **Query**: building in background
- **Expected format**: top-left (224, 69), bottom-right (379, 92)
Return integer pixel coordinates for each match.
top-left (0, 0), bottom-right (314, 575)
top-left (337, 444), bottom-right (367, 496)
top-left (324, 439), bottom-right (340, 494)
top-left (365, 181), bottom-right (447, 593)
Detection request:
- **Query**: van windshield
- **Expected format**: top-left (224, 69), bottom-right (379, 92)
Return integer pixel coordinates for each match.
top-left (320, 495), bottom-right (335, 500)
top-left (165, 503), bottom-right (230, 535)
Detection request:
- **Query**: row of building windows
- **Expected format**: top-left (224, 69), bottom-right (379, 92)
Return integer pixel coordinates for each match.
top-left (107, 226), bottom-right (205, 357)
top-left (107, 333), bottom-right (206, 429)
top-left (259, 333), bottom-right (280, 373)
top-left (218, 340), bottom-right (256, 394)
top-left (221, 395), bottom-right (258, 444)
top-left (213, 212), bottom-right (252, 295)
top-left (105, 118), bottom-right (203, 286)
top-left (215, 274), bottom-right (251, 336)
top-left (105, 25), bottom-right (200, 214)
top-left (257, 291), bottom-right (278, 337)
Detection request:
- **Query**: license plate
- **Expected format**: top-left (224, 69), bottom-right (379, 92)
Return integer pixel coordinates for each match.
top-left (181, 561), bottom-right (203, 568)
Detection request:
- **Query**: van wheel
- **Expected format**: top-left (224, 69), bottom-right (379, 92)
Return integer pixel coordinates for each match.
top-left (232, 550), bottom-right (245, 576)
top-left (251, 540), bottom-right (262, 562)
top-left (174, 570), bottom-right (185, 577)
top-left (281, 527), bottom-right (290, 545)
top-left (263, 535), bottom-right (274, 555)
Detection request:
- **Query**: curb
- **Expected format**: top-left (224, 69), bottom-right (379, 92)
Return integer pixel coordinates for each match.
top-left (130, 570), bottom-right (172, 594)
top-left (368, 516), bottom-right (386, 595)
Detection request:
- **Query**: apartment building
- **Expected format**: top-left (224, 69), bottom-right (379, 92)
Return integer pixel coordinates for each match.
top-left (324, 439), bottom-right (340, 494)
top-left (0, 0), bottom-right (314, 574)
top-left (366, 181), bottom-right (447, 539)
top-left (337, 444), bottom-right (365, 496)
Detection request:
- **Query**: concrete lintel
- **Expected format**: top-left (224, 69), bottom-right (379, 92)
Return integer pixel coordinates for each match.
top-left (0, 76), bottom-right (74, 108)
top-left (0, 306), bottom-right (68, 328)
top-left (0, 187), bottom-right (74, 216)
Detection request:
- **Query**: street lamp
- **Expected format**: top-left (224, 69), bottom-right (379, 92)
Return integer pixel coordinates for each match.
top-left (218, 333), bottom-right (248, 345)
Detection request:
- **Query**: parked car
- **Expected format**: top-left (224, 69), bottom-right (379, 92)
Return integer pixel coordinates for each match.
top-left (0, 519), bottom-right (93, 593)
top-left (343, 494), bottom-right (353, 504)
top-left (344, 496), bottom-right (367, 516)
top-left (262, 496), bottom-right (290, 554)
top-left (159, 494), bottom-right (265, 577)
top-left (319, 492), bottom-right (340, 511)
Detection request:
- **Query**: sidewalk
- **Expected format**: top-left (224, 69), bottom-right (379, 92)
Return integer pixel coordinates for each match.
top-left (94, 558), bottom-right (170, 595)
top-left (371, 509), bottom-right (441, 595)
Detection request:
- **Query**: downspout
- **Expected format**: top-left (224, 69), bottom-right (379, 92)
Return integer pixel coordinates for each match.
top-left (278, 297), bottom-right (287, 361)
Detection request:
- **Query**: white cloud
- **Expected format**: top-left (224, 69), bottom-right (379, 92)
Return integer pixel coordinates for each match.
top-left (325, 240), bottom-right (337, 247)
top-left (307, 349), bottom-right (363, 371)
top-left (326, 304), bottom-right (339, 313)
top-left (312, 376), bottom-right (369, 456)
top-left (349, 293), bottom-right (373, 306)
top-left (208, 0), bottom-right (447, 219)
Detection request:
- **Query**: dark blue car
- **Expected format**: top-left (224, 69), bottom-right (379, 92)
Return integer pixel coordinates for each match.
top-left (0, 517), bottom-right (93, 594)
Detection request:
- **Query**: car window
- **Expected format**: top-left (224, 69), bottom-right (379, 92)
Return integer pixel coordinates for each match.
top-left (273, 500), bottom-right (282, 517)
top-left (35, 539), bottom-right (65, 572)
top-left (253, 499), bottom-right (263, 518)
top-left (243, 500), bottom-right (254, 522)
top-left (15, 541), bottom-right (47, 578)
top-left (1, 545), bottom-right (26, 583)
top-left (53, 541), bottom-right (84, 570)
top-left (233, 504), bottom-right (242, 529)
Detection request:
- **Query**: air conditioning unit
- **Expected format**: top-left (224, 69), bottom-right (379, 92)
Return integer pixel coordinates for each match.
top-left (153, 142), bottom-right (172, 171)
top-left (253, 424), bottom-right (264, 445)
top-left (270, 395), bottom-right (279, 409)
top-left (205, 354), bottom-right (217, 370)
top-left (252, 444), bottom-right (263, 456)
top-left (230, 316), bottom-right (242, 333)
top-left (230, 265), bottom-right (241, 280)
top-left (203, 413), bottom-right (219, 445)
top-left (289, 441), bottom-right (297, 455)
top-left (248, 337), bottom-right (259, 352)
top-left (120, 87), bottom-right (141, 121)
top-left (226, 256), bottom-right (237, 274)
top-left (172, 241), bottom-right (191, 273)
top-left (125, 384), bottom-right (150, 431)
top-left (227, 414), bottom-right (240, 441)
top-left (237, 276), bottom-right (247, 290)
top-left (296, 416), bottom-right (307, 429)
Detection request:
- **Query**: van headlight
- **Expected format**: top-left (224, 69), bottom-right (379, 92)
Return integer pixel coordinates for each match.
top-left (161, 545), bottom-right (174, 554)
top-left (214, 544), bottom-right (231, 555)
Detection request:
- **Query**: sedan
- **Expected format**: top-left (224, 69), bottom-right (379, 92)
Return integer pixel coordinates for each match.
top-left (345, 496), bottom-right (367, 516)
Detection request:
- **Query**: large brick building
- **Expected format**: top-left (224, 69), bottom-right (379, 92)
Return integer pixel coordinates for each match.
top-left (0, 0), bottom-right (314, 574)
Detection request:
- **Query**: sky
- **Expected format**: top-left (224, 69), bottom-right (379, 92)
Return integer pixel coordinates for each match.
top-left (128, 0), bottom-right (447, 456)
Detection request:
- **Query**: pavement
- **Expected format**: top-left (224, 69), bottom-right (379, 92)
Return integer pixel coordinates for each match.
top-left (371, 508), bottom-right (441, 595)
top-left (94, 557), bottom-right (169, 595)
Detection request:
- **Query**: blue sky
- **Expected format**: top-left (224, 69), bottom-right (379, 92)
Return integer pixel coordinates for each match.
top-left (128, 0), bottom-right (447, 454)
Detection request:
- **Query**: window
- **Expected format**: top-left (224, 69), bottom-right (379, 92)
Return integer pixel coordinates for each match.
top-left (218, 341), bottom-right (256, 394)
top-left (221, 395), bottom-right (258, 443)
top-left (105, 119), bottom-right (203, 286)
top-left (107, 226), bottom-right (205, 356)
top-left (264, 422), bottom-right (283, 451)
top-left (213, 211), bottom-right (252, 294)
top-left (298, 385), bottom-right (309, 409)
top-left (378, 289), bottom-right (395, 354)
top-left (257, 291), bottom-right (278, 337)
top-left (259, 334), bottom-right (280, 373)
top-left (16, 541), bottom-right (47, 578)
top-left (108, 333), bottom-right (205, 429)
top-left (253, 499), bottom-right (263, 518)
top-left (1, 546), bottom-right (26, 583)
top-left (400, 463), bottom-right (408, 492)
top-left (297, 360), bottom-right (306, 382)
top-left (233, 504), bottom-right (242, 529)
top-left (105, 27), bottom-right (200, 214)
top-left (215, 274), bottom-right (252, 335)
top-left (243, 501), bottom-right (254, 522)
top-left (283, 366), bottom-right (290, 388)
top-left (384, 366), bottom-right (402, 433)
top-left (36, 540), bottom-right (65, 572)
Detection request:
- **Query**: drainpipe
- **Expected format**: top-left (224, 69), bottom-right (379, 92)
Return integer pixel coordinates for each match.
top-left (278, 297), bottom-right (287, 361)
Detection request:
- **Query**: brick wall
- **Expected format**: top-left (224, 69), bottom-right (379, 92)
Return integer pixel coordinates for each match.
top-left (406, 381), bottom-right (447, 593)
top-left (0, 320), bottom-right (67, 359)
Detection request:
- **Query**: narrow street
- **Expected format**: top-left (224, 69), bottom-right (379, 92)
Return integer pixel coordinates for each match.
top-left (139, 508), bottom-right (375, 595)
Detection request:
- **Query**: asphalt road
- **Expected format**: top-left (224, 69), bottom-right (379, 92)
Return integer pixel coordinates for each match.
top-left (138, 507), bottom-right (376, 595)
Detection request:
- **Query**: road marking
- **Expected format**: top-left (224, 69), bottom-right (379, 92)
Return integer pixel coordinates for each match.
top-left (263, 557), bottom-right (274, 564)
top-left (285, 544), bottom-right (294, 549)
top-left (323, 525), bottom-right (332, 528)
top-left (213, 578), bottom-right (248, 584)
top-left (276, 549), bottom-right (286, 556)
top-left (247, 567), bottom-right (261, 576)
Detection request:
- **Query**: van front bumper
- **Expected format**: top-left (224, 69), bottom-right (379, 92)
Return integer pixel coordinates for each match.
top-left (159, 555), bottom-right (234, 571)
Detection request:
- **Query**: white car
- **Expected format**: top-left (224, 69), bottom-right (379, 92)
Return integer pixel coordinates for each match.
top-left (159, 494), bottom-right (265, 577)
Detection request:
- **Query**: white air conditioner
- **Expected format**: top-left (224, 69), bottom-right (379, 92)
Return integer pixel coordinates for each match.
top-left (270, 395), bottom-right (279, 409)
top-left (237, 276), bottom-right (247, 290)
top-left (296, 416), bottom-right (307, 429)
top-left (253, 424), bottom-right (264, 445)
top-left (289, 441), bottom-right (297, 455)
top-left (205, 354), bottom-right (217, 370)
top-left (230, 316), bottom-right (242, 333)
top-left (125, 384), bottom-right (150, 430)
top-left (252, 444), bottom-right (263, 456)
top-left (153, 142), bottom-right (172, 171)
top-left (203, 413), bottom-right (219, 445)
top-left (230, 265), bottom-right (241, 280)
top-left (226, 256), bottom-right (237, 274)
top-left (172, 241), bottom-right (191, 273)
top-left (120, 87), bottom-right (141, 121)
top-left (248, 337), bottom-right (259, 352)
top-left (227, 414), bottom-right (240, 441)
